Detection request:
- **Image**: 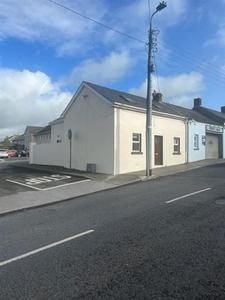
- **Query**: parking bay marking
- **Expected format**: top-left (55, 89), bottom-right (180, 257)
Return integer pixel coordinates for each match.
top-left (0, 230), bottom-right (95, 267)
top-left (6, 174), bottom-right (91, 191)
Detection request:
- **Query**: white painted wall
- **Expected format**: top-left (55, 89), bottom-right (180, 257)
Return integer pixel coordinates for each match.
top-left (223, 132), bottom-right (225, 158)
top-left (116, 109), bottom-right (186, 174)
top-left (63, 86), bottom-right (114, 174)
top-left (115, 108), bottom-right (145, 174)
top-left (31, 142), bottom-right (64, 166)
top-left (188, 121), bottom-right (206, 162)
top-left (51, 122), bottom-right (64, 144)
top-left (153, 115), bottom-right (186, 167)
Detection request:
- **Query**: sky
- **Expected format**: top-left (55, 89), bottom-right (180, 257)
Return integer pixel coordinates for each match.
top-left (0, 0), bottom-right (225, 139)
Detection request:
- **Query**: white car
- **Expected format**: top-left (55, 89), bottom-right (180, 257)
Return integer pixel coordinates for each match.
top-left (0, 149), bottom-right (9, 158)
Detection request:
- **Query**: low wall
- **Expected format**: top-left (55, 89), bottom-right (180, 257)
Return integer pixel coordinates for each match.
top-left (30, 143), bottom-right (64, 166)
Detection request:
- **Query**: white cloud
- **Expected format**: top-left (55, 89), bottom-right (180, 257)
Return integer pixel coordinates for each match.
top-left (0, 0), bottom-right (108, 56)
top-left (60, 50), bottom-right (134, 86)
top-left (216, 26), bottom-right (225, 46)
top-left (0, 0), bottom-right (190, 57)
top-left (129, 72), bottom-right (205, 108)
top-left (0, 68), bottom-right (72, 139)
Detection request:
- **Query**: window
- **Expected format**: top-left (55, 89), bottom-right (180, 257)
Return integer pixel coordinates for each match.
top-left (173, 137), bottom-right (180, 154)
top-left (132, 133), bottom-right (142, 153)
top-left (194, 134), bottom-right (199, 149)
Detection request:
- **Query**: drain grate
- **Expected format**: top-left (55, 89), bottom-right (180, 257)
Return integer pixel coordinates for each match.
top-left (215, 198), bottom-right (225, 206)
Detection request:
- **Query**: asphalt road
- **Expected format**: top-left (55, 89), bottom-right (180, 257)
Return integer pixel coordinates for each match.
top-left (0, 158), bottom-right (87, 196)
top-left (1, 163), bottom-right (225, 299)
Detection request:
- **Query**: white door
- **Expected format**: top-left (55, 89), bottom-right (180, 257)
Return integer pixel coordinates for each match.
top-left (206, 134), bottom-right (219, 158)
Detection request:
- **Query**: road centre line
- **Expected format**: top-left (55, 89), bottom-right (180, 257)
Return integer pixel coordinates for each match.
top-left (0, 230), bottom-right (94, 267)
top-left (6, 178), bottom-right (91, 191)
top-left (166, 188), bottom-right (211, 204)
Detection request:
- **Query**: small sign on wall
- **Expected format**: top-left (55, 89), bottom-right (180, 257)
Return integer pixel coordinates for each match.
top-left (202, 135), bottom-right (206, 145)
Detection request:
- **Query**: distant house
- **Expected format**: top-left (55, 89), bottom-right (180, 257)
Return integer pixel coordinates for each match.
top-left (11, 134), bottom-right (25, 150)
top-left (30, 82), bottom-right (225, 175)
top-left (192, 98), bottom-right (225, 159)
top-left (35, 125), bottom-right (51, 144)
top-left (24, 126), bottom-right (44, 150)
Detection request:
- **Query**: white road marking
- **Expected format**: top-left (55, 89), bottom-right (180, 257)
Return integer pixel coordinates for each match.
top-left (41, 179), bottom-right (91, 191)
top-left (166, 188), bottom-right (211, 204)
top-left (6, 178), bottom-right (91, 191)
top-left (0, 230), bottom-right (94, 267)
top-left (6, 179), bottom-right (42, 190)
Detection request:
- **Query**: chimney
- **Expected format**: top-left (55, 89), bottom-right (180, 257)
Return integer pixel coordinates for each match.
top-left (221, 106), bottom-right (225, 113)
top-left (153, 92), bottom-right (163, 102)
top-left (194, 98), bottom-right (202, 107)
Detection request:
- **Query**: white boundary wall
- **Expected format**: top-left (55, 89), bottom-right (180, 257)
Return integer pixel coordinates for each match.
top-left (30, 143), bottom-right (64, 166)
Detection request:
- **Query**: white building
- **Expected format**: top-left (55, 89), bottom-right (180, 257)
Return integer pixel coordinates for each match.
top-left (30, 82), bottom-right (224, 175)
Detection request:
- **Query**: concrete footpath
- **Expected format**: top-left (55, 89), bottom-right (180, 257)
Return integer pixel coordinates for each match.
top-left (1, 159), bottom-right (224, 216)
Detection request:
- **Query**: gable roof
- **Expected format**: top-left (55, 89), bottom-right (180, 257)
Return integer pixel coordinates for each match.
top-left (11, 134), bottom-right (25, 142)
top-left (84, 82), bottom-right (220, 124)
top-left (193, 106), bottom-right (225, 125)
top-left (59, 81), bottom-right (222, 125)
top-left (35, 125), bottom-right (51, 135)
top-left (25, 126), bottom-right (44, 135)
top-left (84, 82), bottom-right (184, 117)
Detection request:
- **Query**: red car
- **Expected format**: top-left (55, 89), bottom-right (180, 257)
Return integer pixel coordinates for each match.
top-left (7, 150), bottom-right (18, 157)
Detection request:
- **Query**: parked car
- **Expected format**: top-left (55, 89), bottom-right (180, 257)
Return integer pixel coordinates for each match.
top-left (0, 149), bottom-right (9, 158)
top-left (7, 150), bottom-right (18, 157)
top-left (18, 149), bottom-right (29, 157)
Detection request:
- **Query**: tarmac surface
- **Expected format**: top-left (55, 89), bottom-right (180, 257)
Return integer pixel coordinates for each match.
top-left (1, 159), bottom-right (224, 216)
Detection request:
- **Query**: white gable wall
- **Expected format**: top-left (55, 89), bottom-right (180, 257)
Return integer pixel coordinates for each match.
top-left (63, 86), bottom-right (114, 174)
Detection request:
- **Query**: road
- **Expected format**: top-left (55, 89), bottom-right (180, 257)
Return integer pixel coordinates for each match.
top-left (1, 163), bottom-right (225, 299)
top-left (0, 158), bottom-right (88, 197)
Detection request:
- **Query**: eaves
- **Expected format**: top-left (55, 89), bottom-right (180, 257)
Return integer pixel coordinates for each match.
top-left (113, 102), bottom-right (185, 121)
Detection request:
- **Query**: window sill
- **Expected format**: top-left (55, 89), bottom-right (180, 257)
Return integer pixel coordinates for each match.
top-left (194, 148), bottom-right (199, 150)
top-left (173, 152), bottom-right (181, 155)
top-left (131, 152), bottom-right (143, 155)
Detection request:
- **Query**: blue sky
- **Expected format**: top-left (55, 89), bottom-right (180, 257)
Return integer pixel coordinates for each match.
top-left (0, 0), bottom-right (225, 139)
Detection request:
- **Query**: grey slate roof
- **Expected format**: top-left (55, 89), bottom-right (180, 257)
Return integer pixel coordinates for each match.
top-left (35, 125), bottom-right (51, 135)
top-left (85, 82), bottom-right (220, 125)
top-left (12, 134), bottom-right (25, 141)
top-left (26, 126), bottom-right (44, 135)
top-left (193, 106), bottom-right (225, 125)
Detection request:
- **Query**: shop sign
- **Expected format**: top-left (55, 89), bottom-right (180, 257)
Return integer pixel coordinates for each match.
top-left (206, 125), bottom-right (223, 133)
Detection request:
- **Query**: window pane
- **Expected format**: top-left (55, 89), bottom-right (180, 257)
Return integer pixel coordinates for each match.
top-left (133, 143), bottom-right (140, 151)
top-left (173, 137), bottom-right (180, 153)
top-left (133, 134), bottom-right (139, 142)
top-left (132, 133), bottom-right (141, 152)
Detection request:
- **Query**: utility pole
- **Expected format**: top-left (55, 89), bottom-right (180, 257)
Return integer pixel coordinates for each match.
top-left (146, 1), bottom-right (167, 177)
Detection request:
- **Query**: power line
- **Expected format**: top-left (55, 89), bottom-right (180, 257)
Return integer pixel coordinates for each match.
top-left (157, 46), bottom-right (225, 84)
top-left (157, 37), bottom-right (225, 79)
top-left (49, 0), bottom-right (225, 85)
top-left (155, 51), bottom-right (225, 90)
top-left (49, 0), bottom-right (146, 44)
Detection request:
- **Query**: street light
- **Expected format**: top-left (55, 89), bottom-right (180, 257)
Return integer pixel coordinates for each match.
top-left (146, 1), bottom-right (167, 177)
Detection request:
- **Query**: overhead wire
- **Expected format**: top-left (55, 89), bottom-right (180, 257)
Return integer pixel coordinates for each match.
top-left (157, 38), bottom-right (225, 79)
top-left (49, 0), bottom-right (225, 90)
top-left (155, 51), bottom-right (225, 89)
top-left (157, 46), bottom-right (225, 85)
top-left (49, 0), bottom-right (146, 45)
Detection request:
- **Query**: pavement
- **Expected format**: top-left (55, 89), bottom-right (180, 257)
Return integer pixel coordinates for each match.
top-left (1, 159), bottom-right (224, 216)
